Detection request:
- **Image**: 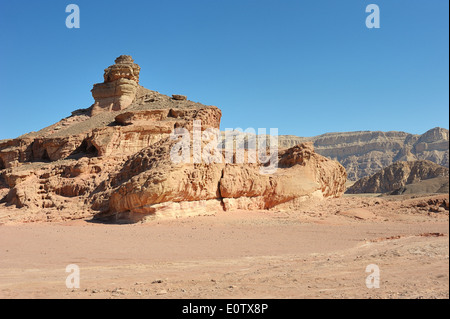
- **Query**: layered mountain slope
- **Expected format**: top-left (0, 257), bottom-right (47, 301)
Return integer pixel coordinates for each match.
top-left (346, 160), bottom-right (449, 194)
top-left (278, 128), bottom-right (449, 181)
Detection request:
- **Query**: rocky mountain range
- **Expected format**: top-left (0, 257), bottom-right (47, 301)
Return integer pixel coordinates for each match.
top-left (346, 160), bottom-right (449, 194)
top-left (278, 128), bottom-right (449, 181)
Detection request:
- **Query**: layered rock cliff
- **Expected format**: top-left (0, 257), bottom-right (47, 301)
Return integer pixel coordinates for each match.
top-left (278, 128), bottom-right (449, 181)
top-left (346, 160), bottom-right (449, 194)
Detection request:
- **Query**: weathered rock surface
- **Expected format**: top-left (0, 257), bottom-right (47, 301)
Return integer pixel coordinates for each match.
top-left (0, 55), bottom-right (347, 223)
top-left (220, 143), bottom-right (346, 211)
top-left (172, 94), bottom-right (187, 101)
top-left (346, 160), bottom-right (449, 194)
top-left (88, 139), bottom-right (346, 222)
top-left (90, 55), bottom-right (141, 116)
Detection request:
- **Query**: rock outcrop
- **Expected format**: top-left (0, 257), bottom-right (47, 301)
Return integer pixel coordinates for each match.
top-left (0, 55), bottom-right (347, 223)
top-left (90, 55), bottom-right (141, 116)
top-left (346, 160), bottom-right (449, 194)
top-left (90, 140), bottom-right (346, 222)
top-left (219, 143), bottom-right (347, 211)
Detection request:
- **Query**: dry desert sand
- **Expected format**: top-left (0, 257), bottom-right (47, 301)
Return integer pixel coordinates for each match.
top-left (0, 194), bottom-right (448, 299)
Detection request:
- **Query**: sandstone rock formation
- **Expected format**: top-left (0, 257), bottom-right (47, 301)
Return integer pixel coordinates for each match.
top-left (0, 55), bottom-right (347, 223)
top-left (219, 143), bottom-right (347, 212)
top-left (346, 160), bottom-right (449, 194)
top-left (91, 140), bottom-right (346, 222)
top-left (90, 55), bottom-right (141, 116)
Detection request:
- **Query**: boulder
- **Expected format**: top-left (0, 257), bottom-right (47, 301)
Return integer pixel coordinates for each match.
top-left (172, 95), bottom-right (187, 101)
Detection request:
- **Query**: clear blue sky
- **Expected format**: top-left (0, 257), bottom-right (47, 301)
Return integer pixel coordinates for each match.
top-left (0, 0), bottom-right (448, 139)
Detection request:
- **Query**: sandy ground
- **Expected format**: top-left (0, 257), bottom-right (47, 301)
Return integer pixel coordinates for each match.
top-left (0, 195), bottom-right (448, 299)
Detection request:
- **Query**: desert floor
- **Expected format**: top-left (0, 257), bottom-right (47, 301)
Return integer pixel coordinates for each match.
top-left (0, 195), bottom-right (448, 299)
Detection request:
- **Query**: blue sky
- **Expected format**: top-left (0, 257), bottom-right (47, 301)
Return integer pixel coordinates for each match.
top-left (0, 0), bottom-right (448, 139)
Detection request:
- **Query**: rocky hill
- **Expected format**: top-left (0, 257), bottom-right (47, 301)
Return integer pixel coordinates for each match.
top-left (388, 176), bottom-right (449, 195)
top-left (346, 160), bottom-right (449, 194)
top-left (0, 56), bottom-right (346, 223)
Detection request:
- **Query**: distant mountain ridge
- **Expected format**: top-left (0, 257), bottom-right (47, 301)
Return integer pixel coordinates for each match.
top-left (345, 160), bottom-right (449, 194)
top-left (278, 127), bottom-right (449, 181)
